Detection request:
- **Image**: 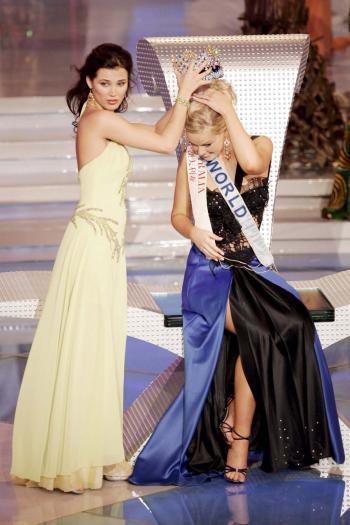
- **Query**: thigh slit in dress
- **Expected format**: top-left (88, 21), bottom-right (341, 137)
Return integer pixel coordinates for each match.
top-left (129, 164), bottom-right (344, 486)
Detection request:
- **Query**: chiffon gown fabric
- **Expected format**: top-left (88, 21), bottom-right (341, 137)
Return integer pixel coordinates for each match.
top-left (11, 140), bottom-right (132, 492)
top-left (129, 163), bottom-right (344, 486)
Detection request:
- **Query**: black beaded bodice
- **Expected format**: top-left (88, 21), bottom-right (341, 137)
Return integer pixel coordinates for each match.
top-left (207, 163), bottom-right (269, 264)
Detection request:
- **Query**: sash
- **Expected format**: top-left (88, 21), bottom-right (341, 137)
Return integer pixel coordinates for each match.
top-left (186, 149), bottom-right (275, 268)
top-left (187, 150), bottom-right (213, 232)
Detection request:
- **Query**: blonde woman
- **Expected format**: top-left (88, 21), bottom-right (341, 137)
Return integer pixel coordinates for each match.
top-left (130, 78), bottom-right (344, 485)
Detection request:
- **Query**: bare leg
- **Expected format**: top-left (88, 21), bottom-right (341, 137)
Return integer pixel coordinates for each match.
top-left (224, 301), bottom-right (256, 482)
top-left (219, 307), bottom-right (236, 445)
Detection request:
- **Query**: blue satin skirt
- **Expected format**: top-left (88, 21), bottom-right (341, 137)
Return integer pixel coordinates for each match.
top-left (129, 246), bottom-right (344, 485)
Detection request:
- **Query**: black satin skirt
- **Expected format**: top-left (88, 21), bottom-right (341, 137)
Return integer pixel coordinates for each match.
top-left (187, 267), bottom-right (333, 473)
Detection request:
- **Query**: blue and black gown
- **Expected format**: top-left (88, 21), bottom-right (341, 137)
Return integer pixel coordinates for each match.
top-left (129, 164), bottom-right (344, 486)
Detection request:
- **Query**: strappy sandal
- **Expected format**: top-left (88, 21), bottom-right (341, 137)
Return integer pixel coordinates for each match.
top-left (224, 427), bottom-right (250, 484)
top-left (219, 399), bottom-right (234, 445)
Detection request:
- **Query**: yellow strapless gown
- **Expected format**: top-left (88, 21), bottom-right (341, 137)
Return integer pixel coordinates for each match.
top-left (11, 141), bottom-right (132, 491)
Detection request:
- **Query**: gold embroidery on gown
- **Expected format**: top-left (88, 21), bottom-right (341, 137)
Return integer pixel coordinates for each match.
top-left (71, 205), bottom-right (122, 260)
top-left (11, 140), bottom-right (132, 491)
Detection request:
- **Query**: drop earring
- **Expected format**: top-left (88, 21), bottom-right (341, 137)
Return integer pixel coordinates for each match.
top-left (181, 133), bottom-right (189, 152)
top-left (87, 89), bottom-right (99, 109)
top-left (223, 138), bottom-right (232, 160)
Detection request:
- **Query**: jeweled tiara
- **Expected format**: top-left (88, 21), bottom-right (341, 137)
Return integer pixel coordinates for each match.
top-left (172, 46), bottom-right (223, 81)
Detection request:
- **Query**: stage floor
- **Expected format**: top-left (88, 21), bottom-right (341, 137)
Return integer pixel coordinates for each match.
top-left (1, 1), bottom-right (350, 522)
top-left (1, 315), bottom-right (350, 525)
top-left (1, 444), bottom-right (349, 525)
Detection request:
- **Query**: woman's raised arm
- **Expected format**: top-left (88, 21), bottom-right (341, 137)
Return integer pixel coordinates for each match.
top-left (96, 63), bottom-right (211, 154)
top-left (192, 89), bottom-right (273, 175)
top-left (171, 153), bottom-right (193, 237)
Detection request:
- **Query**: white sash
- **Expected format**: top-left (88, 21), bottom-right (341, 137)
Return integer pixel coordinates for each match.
top-left (187, 150), bottom-right (213, 233)
top-left (186, 149), bottom-right (274, 268)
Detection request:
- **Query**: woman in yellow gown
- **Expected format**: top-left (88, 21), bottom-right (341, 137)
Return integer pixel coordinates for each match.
top-left (10, 43), bottom-right (208, 493)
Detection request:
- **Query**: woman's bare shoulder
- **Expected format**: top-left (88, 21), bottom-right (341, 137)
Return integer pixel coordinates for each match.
top-left (78, 109), bottom-right (126, 130)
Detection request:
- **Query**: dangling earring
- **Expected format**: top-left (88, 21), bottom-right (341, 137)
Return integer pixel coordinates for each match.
top-left (87, 89), bottom-right (99, 109)
top-left (119, 97), bottom-right (128, 112)
top-left (87, 89), bottom-right (96, 107)
top-left (181, 132), bottom-right (189, 152)
top-left (223, 138), bottom-right (232, 160)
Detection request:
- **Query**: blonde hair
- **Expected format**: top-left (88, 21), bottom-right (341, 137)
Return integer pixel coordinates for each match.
top-left (185, 80), bottom-right (236, 135)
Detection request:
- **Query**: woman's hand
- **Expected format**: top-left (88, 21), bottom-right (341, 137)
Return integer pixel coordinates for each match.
top-left (176, 60), bottom-right (212, 100)
top-left (190, 226), bottom-right (225, 261)
top-left (191, 88), bottom-right (234, 117)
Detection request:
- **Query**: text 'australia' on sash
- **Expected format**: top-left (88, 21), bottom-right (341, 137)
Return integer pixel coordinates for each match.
top-left (188, 154), bottom-right (206, 195)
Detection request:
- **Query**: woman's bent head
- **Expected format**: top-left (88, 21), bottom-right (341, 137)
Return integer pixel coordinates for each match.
top-left (66, 43), bottom-right (133, 124)
top-left (185, 79), bottom-right (236, 160)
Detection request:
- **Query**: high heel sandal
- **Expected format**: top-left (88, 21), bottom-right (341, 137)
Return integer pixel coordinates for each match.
top-left (219, 399), bottom-right (234, 445)
top-left (224, 427), bottom-right (250, 484)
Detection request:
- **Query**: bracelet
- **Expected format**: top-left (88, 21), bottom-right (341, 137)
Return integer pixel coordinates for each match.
top-left (176, 96), bottom-right (190, 108)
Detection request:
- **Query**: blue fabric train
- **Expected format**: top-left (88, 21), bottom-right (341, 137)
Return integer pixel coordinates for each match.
top-left (129, 246), bottom-right (344, 485)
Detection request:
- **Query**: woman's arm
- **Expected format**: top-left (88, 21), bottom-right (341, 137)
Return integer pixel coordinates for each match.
top-left (172, 154), bottom-right (224, 261)
top-left (171, 153), bottom-right (194, 238)
top-left (155, 107), bottom-right (174, 134)
top-left (119, 105), bottom-right (175, 143)
top-left (92, 103), bottom-right (186, 154)
top-left (94, 63), bottom-right (209, 155)
top-left (223, 110), bottom-right (272, 175)
top-left (192, 90), bottom-right (273, 175)
top-left (108, 106), bottom-right (173, 141)
top-left (128, 70), bottom-right (177, 135)
top-left (126, 107), bottom-right (173, 134)
top-left (154, 67), bottom-right (181, 134)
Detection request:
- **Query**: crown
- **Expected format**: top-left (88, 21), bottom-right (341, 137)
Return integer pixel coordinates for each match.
top-left (172, 46), bottom-right (223, 81)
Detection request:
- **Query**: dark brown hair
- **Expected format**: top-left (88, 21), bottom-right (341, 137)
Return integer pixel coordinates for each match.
top-left (66, 43), bottom-right (133, 128)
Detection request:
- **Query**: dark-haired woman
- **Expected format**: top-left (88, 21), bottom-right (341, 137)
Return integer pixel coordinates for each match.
top-left (10, 43), bottom-right (208, 493)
